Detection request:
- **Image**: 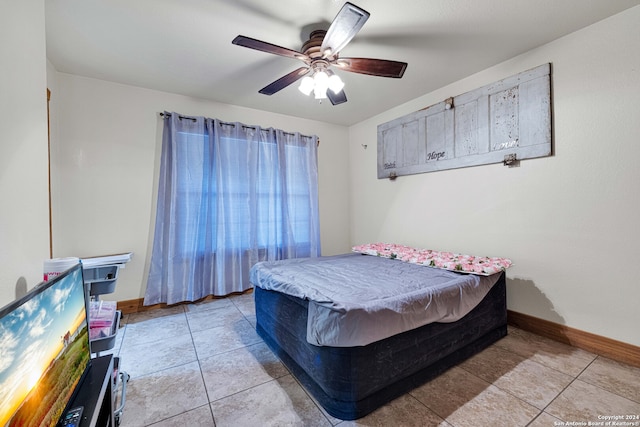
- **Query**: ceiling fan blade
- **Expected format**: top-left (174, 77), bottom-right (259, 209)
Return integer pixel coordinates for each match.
top-left (335, 57), bottom-right (408, 78)
top-left (259, 67), bottom-right (311, 95)
top-left (320, 2), bottom-right (370, 57)
top-left (232, 35), bottom-right (309, 62)
top-left (327, 89), bottom-right (347, 106)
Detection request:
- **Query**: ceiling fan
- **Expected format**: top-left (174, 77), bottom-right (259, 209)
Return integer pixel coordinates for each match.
top-left (232, 2), bottom-right (408, 105)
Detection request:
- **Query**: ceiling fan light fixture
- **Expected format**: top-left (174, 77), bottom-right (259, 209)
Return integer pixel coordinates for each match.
top-left (314, 70), bottom-right (329, 86)
top-left (299, 68), bottom-right (338, 100)
top-left (313, 71), bottom-right (329, 99)
top-left (314, 86), bottom-right (328, 99)
top-left (328, 74), bottom-right (345, 94)
top-left (298, 76), bottom-right (315, 95)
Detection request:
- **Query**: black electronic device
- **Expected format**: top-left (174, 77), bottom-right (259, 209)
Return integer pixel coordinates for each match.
top-left (59, 406), bottom-right (84, 427)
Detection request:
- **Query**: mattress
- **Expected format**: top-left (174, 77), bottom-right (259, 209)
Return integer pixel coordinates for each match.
top-left (250, 253), bottom-right (502, 346)
top-left (254, 271), bottom-right (507, 420)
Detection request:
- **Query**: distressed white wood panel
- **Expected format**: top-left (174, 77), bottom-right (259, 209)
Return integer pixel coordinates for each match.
top-left (490, 86), bottom-right (519, 151)
top-left (425, 107), bottom-right (450, 162)
top-left (455, 100), bottom-right (480, 157)
top-left (378, 110), bottom-right (425, 175)
top-left (519, 77), bottom-right (552, 149)
top-left (380, 124), bottom-right (398, 171)
top-left (377, 63), bottom-right (552, 179)
top-left (401, 119), bottom-right (422, 166)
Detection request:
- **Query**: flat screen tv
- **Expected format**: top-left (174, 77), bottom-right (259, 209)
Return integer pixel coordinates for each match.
top-left (0, 263), bottom-right (91, 427)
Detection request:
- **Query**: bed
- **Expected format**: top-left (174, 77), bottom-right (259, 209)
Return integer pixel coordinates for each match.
top-left (250, 251), bottom-right (508, 420)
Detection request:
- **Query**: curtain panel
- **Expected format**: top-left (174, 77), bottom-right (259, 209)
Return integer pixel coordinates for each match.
top-left (144, 113), bottom-right (321, 305)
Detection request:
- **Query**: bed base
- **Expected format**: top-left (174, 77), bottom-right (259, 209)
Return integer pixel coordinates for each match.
top-left (254, 272), bottom-right (507, 420)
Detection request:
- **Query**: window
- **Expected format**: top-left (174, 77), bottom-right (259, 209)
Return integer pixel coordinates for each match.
top-left (145, 115), bottom-right (320, 304)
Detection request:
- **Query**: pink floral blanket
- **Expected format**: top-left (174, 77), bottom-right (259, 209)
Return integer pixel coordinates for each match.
top-left (352, 243), bottom-right (512, 276)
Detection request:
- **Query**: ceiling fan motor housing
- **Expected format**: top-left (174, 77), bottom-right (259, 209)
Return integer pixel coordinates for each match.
top-left (302, 30), bottom-right (337, 62)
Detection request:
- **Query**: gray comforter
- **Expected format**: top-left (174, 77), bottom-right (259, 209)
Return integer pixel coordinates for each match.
top-left (250, 253), bottom-right (501, 347)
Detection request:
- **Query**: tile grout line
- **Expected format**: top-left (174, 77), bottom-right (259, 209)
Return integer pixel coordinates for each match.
top-left (536, 354), bottom-right (601, 424)
top-left (183, 304), bottom-right (219, 426)
top-left (404, 393), bottom-right (450, 426)
top-left (565, 355), bottom-right (640, 405)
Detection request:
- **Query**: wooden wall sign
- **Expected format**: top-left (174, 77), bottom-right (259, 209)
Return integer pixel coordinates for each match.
top-left (377, 63), bottom-right (552, 179)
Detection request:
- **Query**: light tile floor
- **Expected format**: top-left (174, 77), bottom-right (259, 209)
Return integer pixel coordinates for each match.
top-left (103, 293), bottom-right (640, 426)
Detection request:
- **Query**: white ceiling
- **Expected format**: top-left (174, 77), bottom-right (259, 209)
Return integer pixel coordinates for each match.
top-left (45, 0), bottom-right (639, 126)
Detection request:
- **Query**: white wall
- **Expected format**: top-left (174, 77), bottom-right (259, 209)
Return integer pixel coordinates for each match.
top-left (0, 1), bottom-right (50, 306)
top-left (349, 7), bottom-right (640, 346)
top-left (48, 74), bottom-right (351, 302)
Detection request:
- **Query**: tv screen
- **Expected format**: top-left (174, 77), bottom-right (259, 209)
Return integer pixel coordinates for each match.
top-left (0, 263), bottom-right (91, 427)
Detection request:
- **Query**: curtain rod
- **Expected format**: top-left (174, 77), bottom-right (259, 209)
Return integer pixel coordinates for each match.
top-left (159, 112), bottom-right (319, 144)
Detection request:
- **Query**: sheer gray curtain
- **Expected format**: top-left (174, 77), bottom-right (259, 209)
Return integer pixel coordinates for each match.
top-left (144, 113), bottom-right (321, 305)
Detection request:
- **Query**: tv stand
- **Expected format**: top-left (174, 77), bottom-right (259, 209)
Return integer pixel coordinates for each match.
top-left (66, 355), bottom-right (115, 427)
